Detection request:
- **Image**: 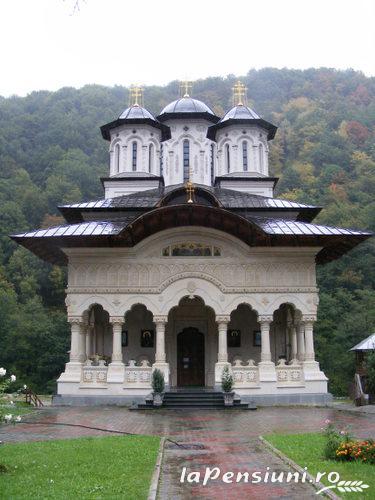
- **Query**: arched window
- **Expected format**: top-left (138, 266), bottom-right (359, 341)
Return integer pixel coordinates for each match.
top-left (242, 141), bottom-right (248, 171)
top-left (225, 144), bottom-right (230, 173)
top-left (259, 143), bottom-right (264, 173)
top-left (183, 139), bottom-right (190, 181)
top-left (132, 141), bottom-right (137, 171)
top-left (148, 144), bottom-right (154, 173)
top-left (114, 144), bottom-right (120, 174)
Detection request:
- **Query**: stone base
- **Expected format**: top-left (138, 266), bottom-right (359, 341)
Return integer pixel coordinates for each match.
top-left (52, 394), bottom-right (144, 406)
top-left (57, 362), bottom-right (82, 383)
top-left (258, 361), bottom-right (277, 382)
top-left (240, 392), bottom-right (333, 406)
top-left (107, 362), bottom-right (125, 383)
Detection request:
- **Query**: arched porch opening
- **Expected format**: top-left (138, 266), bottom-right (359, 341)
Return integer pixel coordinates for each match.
top-left (123, 303), bottom-right (155, 366)
top-left (271, 303), bottom-right (303, 363)
top-left (227, 303), bottom-right (260, 364)
top-left (167, 296), bottom-right (217, 388)
top-left (82, 304), bottom-right (111, 363)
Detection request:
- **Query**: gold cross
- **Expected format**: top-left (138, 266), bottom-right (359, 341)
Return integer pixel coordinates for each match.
top-left (180, 80), bottom-right (193, 98)
top-left (129, 85), bottom-right (143, 107)
top-left (233, 81), bottom-right (247, 106)
top-left (185, 166), bottom-right (195, 203)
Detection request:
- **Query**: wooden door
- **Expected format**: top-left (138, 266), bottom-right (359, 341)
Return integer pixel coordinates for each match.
top-left (177, 328), bottom-right (205, 386)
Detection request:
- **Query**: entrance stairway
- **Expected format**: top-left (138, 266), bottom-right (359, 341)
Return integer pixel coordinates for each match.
top-left (136, 390), bottom-right (256, 410)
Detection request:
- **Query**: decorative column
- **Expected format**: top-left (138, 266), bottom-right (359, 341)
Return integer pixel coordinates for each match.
top-left (297, 322), bottom-right (305, 362)
top-left (152, 315), bottom-right (169, 386)
top-left (107, 316), bottom-right (125, 383)
top-left (79, 323), bottom-right (87, 363)
top-left (214, 315), bottom-right (230, 386)
top-left (258, 315), bottom-right (277, 382)
top-left (302, 315), bottom-right (327, 382)
top-left (57, 317), bottom-right (84, 383)
top-left (290, 325), bottom-right (298, 362)
top-left (85, 325), bottom-right (92, 359)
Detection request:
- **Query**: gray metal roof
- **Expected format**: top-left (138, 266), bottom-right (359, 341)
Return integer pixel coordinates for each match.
top-left (220, 104), bottom-right (261, 121)
top-left (59, 186), bottom-right (318, 211)
top-left (118, 104), bottom-right (157, 121)
top-left (253, 217), bottom-right (371, 237)
top-left (159, 97), bottom-right (215, 115)
top-left (350, 334), bottom-right (375, 351)
top-left (14, 219), bottom-right (130, 238)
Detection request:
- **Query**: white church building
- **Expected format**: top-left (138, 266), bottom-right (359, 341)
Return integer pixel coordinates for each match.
top-left (13, 82), bottom-right (371, 405)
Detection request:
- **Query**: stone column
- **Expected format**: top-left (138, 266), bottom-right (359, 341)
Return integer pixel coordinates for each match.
top-left (258, 315), bottom-right (277, 382)
top-left (107, 316), bottom-right (125, 383)
top-left (302, 315), bottom-right (327, 382)
top-left (57, 317), bottom-right (84, 383)
top-left (152, 315), bottom-right (169, 386)
top-left (290, 325), bottom-right (298, 361)
top-left (78, 323), bottom-right (87, 363)
top-left (214, 315), bottom-right (230, 386)
top-left (85, 326), bottom-right (92, 359)
top-left (297, 322), bottom-right (305, 362)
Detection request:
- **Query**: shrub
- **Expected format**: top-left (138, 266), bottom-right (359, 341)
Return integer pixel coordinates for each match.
top-left (151, 369), bottom-right (165, 394)
top-left (221, 366), bottom-right (234, 393)
top-left (323, 420), bottom-right (351, 460)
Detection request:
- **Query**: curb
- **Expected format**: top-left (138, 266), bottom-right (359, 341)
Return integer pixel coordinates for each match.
top-left (259, 436), bottom-right (340, 500)
top-left (148, 437), bottom-right (165, 500)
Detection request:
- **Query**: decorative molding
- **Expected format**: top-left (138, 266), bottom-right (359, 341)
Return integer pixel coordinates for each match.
top-left (258, 315), bottom-right (273, 323)
top-left (153, 315), bottom-right (168, 324)
top-left (301, 315), bottom-right (317, 322)
top-left (216, 315), bottom-right (230, 323)
top-left (67, 316), bottom-right (84, 325)
top-left (109, 316), bottom-right (124, 325)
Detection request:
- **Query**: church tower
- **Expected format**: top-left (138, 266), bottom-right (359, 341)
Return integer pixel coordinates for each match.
top-left (100, 86), bottom-right (170, 197)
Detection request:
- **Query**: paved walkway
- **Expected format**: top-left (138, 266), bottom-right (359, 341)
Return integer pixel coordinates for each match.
top-left (1, 406), bottom-right (374, 499)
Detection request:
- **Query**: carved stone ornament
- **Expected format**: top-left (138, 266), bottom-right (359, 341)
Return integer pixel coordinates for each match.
top-left (68, 316), bottom-right (84, 325)
top-left (109, 316), bottom-right (124, 325)
top-left (301, 315), bottom-right (317, 322)
top-left (215, 315), bottom-right (230, 324)
top-left (258, 315), bottom-right (273, 323)
top-left (153, 315), bottom-right (168, 324)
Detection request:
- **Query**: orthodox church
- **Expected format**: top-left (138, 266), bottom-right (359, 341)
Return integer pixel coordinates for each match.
top-left (12, 82), bottom-right (371, 405)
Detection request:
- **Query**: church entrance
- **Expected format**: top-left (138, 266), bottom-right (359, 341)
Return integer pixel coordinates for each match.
top-left (177, 327), bottom-right (205, 386)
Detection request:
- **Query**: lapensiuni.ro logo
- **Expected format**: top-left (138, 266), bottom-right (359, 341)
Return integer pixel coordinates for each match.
top-left (180, 467), bottom-right (370, 494)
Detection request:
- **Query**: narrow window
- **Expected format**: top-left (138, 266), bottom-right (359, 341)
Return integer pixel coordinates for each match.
top-left (132, 141), bottom-right (137, 171)
top-left (242, 141), bottom-right (248, 171)
top-left (148, 144), bottom-right (154, 173)
top-left (210, 143), bottom-right (215, 185)
top-left (226, 144), bottom-right (230, 173)
top-left (183, 139), bottom-right (190, 181)
top-left (259, 143), bottom-right (264, 173)
top-left (115, 143), bottom-right (120, 173)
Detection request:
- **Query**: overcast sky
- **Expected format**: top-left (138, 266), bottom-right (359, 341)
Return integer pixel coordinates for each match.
top-left (1, 0), bottom-right (374, 97)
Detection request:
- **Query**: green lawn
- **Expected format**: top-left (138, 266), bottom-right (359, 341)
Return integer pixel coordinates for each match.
top-left (265, 433), bottom-right (374, 498)
top-left (0, 435), bottom-right (160, 500)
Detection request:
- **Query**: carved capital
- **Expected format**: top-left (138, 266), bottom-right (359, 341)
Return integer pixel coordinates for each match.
top-left (153, 315), bottom-right (168, 325)
top-left (216, 315), bottom-right (230, 324)
top-left (68, 316), bottom-right (84, 326)
top-left (301, 315), bottom-right (317, 323)
top-left (109, 316), bottom-right (124, 325)
top-left (258, 315), bottom-right (273, 324)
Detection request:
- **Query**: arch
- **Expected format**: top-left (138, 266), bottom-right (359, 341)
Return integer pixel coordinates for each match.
top-left (183, 139), bottom-right (190, 181)
top-left (226, 296), bottom-right (262, 316)
top-left (131, 141), bottom-right (138, 171)
top-left (148, 143), bottom-right (154, 173)
top-left (266, 295), bottom-right (309, 317)
top-left (161, 278), bottom-right (222, 316)
top-left (76, 296), bottom-right (114, 316)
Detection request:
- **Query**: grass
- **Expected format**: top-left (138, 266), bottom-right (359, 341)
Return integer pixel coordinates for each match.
top-left (265, 433), bottom-right (374, 498)
top-left (0, 435), bottom-right (160, 499)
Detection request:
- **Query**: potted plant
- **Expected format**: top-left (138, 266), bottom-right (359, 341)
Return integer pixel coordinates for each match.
top-left (152, 368), bottom-right (165, 407)
top-left (366, 352), bottom-right (375, 404)
top-left (221, 365), bottom-right (234, 406)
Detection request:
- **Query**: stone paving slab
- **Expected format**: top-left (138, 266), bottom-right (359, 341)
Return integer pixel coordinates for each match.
top-left (1, 407), bottom-right (374, 499)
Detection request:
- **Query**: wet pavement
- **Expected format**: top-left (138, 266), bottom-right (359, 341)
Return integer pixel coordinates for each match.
top-left (1, 406), bottom-right (374, 499)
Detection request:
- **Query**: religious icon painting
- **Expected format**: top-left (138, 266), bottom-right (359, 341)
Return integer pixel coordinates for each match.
top-left (141, 329), bottom-right (155, 348)
top-left (227, 329), bottom-right (241, 348)
top-left (253, 330), bottom-right (261, 347)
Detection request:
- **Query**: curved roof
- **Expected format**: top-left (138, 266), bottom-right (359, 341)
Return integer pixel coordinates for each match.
top-left (100, 104), bottom-right (171, 142)
top-left (118, 105), bottom-right (157, 120)
top-left (157, 96), bottom-right (220, 124)
top-left (207, 104), bottom-right (277, 141)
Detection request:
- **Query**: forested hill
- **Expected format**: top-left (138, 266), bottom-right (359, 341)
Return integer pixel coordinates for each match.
top-left (0, 68), bottom-right (374, 395)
